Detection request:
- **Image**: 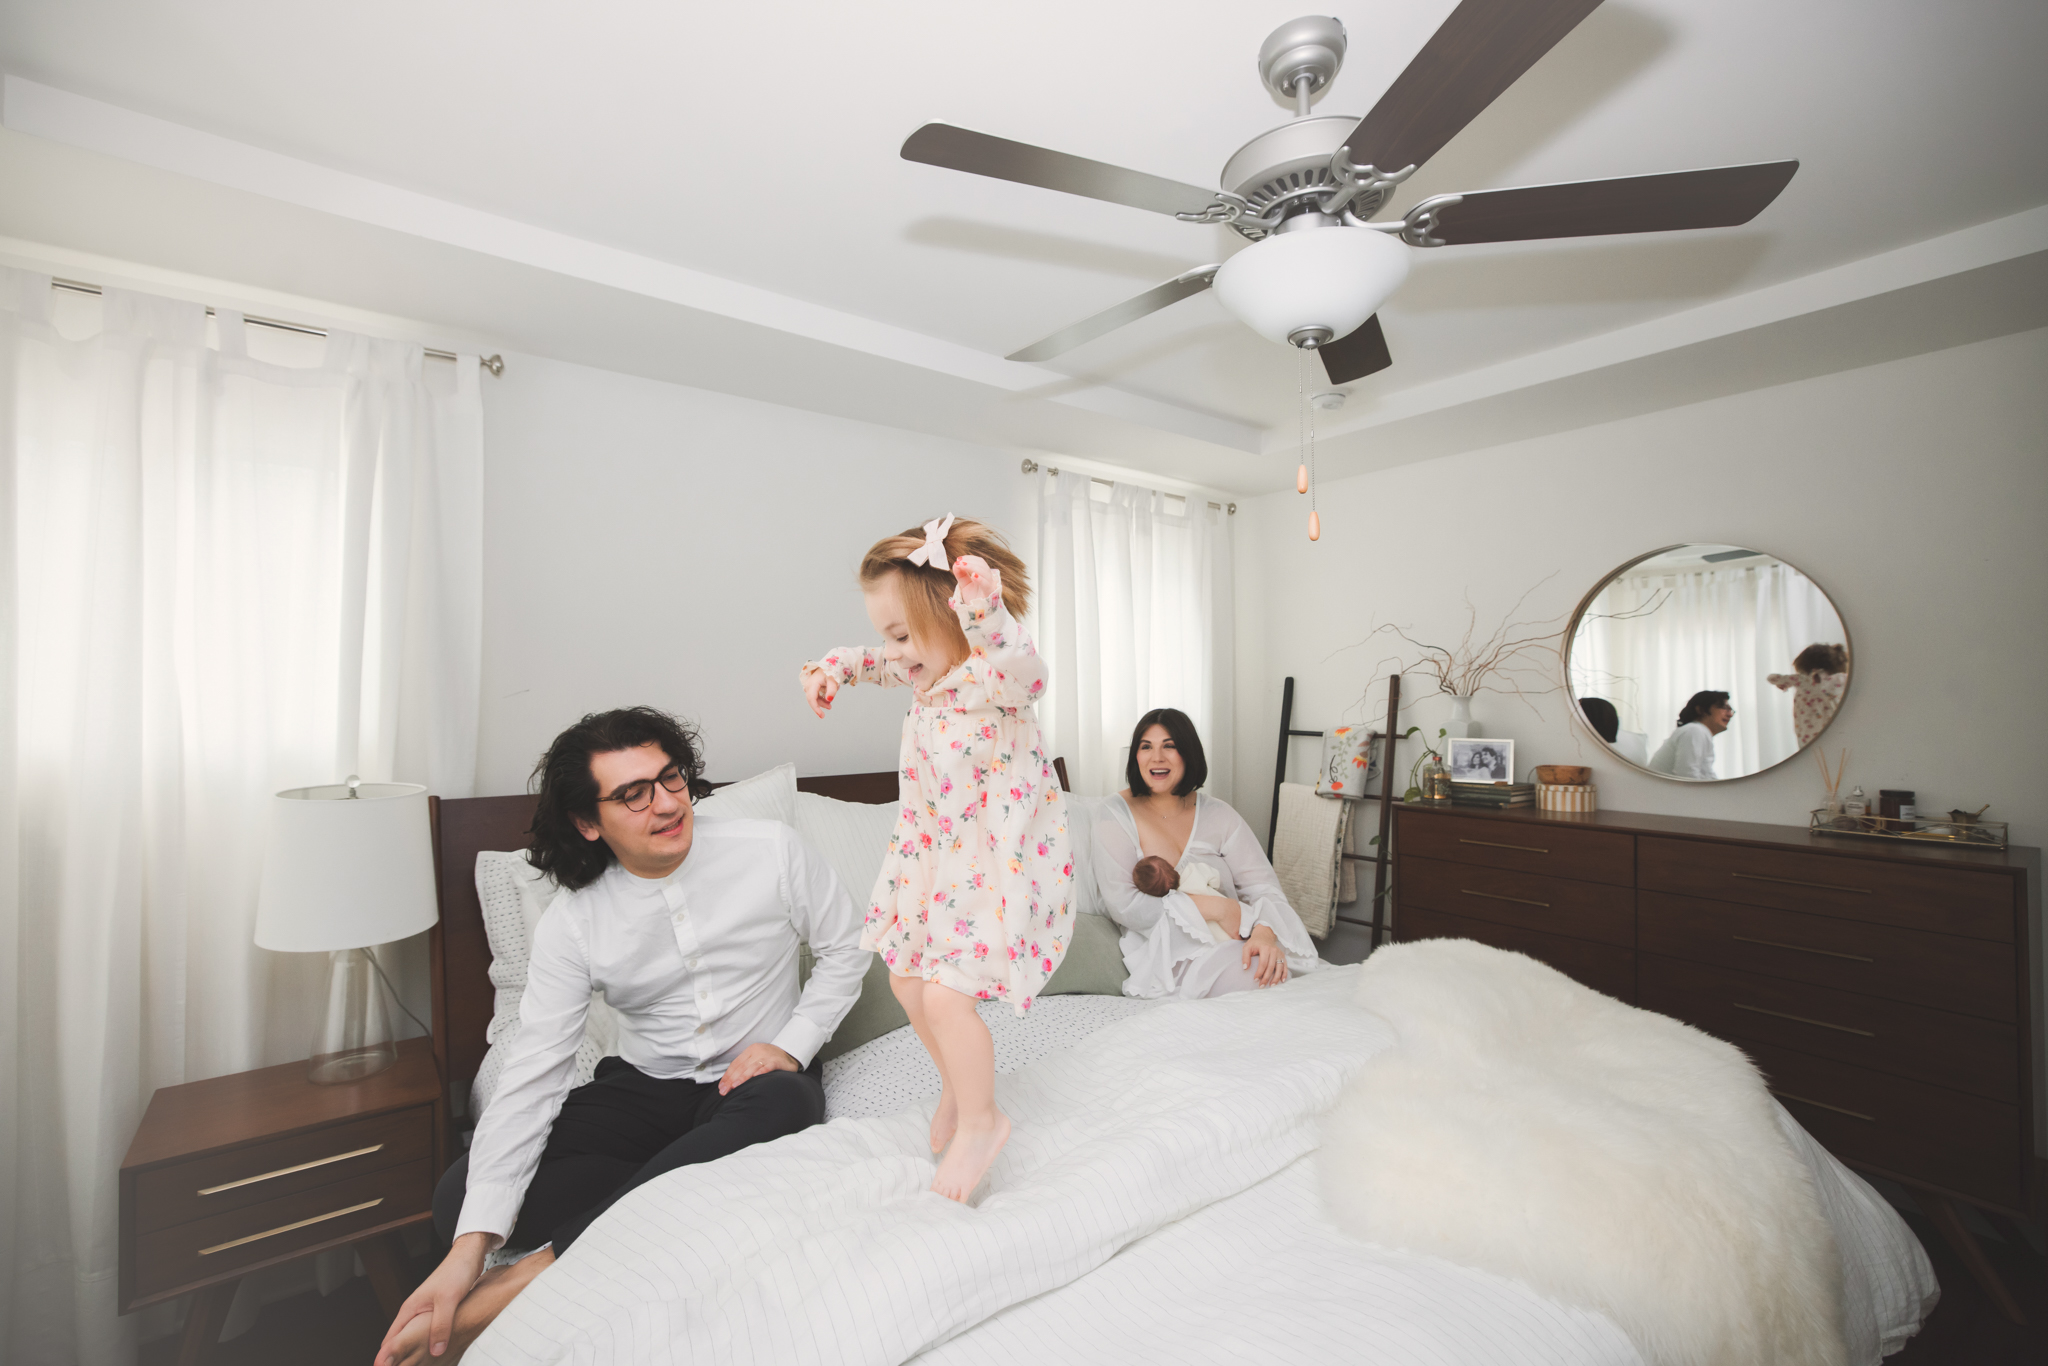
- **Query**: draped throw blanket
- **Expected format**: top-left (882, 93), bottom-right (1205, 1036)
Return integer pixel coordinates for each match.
top-left (1319, 939), bottom-right (1848, 1366)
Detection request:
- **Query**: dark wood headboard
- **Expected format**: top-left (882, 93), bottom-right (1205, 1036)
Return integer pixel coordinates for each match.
top-left (424, 757), bottom-right (1070, 1162)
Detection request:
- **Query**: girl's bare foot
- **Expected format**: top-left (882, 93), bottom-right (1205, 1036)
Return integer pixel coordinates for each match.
top-left (931, 1110), bottom-right (1010, 1202)
top-left (930, 1086), bottom-right (958, 1154)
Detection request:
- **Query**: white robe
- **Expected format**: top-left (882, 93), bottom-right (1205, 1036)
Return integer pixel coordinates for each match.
top-left (1648, 720), bottom-right (1719, 779)
top-left (1091, 794), bottom-right (1322, 999)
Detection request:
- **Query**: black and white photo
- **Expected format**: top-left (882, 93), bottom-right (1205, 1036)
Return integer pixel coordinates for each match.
top-left (1447, 737), bottom-right (1514, 784)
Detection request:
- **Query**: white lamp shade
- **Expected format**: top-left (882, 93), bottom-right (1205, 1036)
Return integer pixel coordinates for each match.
top-left (1211, 227), bottom-right (1411, 346)
top-left (254, 782), bottom-right (439, 951)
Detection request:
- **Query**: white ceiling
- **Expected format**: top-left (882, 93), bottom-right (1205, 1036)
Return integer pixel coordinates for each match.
top-left (1, 0), bottom-right (2045, 492)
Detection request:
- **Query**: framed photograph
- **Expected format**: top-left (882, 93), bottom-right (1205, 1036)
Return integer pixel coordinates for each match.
top-left (1447, 737), bottom-right (1514, 784)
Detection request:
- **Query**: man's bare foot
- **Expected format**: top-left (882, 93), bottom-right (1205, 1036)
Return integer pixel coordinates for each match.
top-left (930, 1086), bottom-right (958, 1154)
top-left (931, 1110), bottom-right (1010, 1202)
top-left (386, 1248), bottom-right (556, 1366)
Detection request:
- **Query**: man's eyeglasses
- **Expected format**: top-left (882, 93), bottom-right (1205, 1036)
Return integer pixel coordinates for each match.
top-left (600, 765), bottom-right (690, 813)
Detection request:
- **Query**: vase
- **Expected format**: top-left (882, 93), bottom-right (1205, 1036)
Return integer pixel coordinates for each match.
top-left (1446, 694), bottom-right (1475, 739)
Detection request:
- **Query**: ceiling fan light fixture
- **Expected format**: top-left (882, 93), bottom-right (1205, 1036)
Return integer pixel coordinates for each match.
top-left (1211, 227), bottom-right (1410, 349)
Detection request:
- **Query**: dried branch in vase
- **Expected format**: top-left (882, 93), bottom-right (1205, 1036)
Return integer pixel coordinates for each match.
top-left (1351, 578), bottom-right (1571, 709)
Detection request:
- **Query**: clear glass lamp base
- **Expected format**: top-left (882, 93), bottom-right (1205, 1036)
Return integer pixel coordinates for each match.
top-left (308, 946), bottom-right (399, 1085)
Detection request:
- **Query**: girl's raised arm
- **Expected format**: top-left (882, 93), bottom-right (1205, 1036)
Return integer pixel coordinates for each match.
top-left (803, 646), bottom-right (905, 690)
top-left (949, 557), bottom-right (1047, 711)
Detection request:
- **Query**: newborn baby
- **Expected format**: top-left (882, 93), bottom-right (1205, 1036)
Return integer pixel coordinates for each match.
top-left (1132, 855), bottom-right (1233, 945)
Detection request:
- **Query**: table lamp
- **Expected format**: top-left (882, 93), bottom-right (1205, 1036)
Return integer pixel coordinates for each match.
top-left (254, 776), bottom-right (439, 1084)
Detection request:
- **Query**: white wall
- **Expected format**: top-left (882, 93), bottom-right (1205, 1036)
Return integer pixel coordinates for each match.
top-left (1231, 326), bottom-right (2048, 855)
top-left (475, 355), bottom-right (1037, 793)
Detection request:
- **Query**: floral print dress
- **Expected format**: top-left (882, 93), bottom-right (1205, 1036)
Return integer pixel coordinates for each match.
top-left (801, 572), bottom-right (1071, 1013)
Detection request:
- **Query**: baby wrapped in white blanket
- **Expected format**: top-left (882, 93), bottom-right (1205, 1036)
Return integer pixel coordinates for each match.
top-left (1132, 856), bottom-right (1233, 944)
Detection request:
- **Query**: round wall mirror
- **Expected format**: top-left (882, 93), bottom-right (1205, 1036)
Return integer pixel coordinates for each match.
top-left (1565, 545), bottom-right (1851, 782)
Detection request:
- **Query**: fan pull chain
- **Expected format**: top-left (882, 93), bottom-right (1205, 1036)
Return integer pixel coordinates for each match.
top-left (1308, 381), bottom-right (1321, 541)
top-left (1297, 349), bottom-right (1320, 541)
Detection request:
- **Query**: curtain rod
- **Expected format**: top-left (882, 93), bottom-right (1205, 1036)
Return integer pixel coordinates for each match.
top-left (1020, 458), bottom-right (1234, 514)
top-left (48, 277), bottom-right (503, 375)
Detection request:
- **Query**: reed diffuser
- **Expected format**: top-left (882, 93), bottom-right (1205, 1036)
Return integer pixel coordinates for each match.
top-left (1815, 747), bottom-right (1848, 825)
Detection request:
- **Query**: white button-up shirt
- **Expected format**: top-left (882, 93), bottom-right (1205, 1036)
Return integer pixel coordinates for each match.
top-left (455, 818), bottom-right (867, 1244)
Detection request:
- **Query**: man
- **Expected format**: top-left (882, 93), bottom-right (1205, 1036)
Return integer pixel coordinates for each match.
top-left (377, 707), bottom-right (866, 1366)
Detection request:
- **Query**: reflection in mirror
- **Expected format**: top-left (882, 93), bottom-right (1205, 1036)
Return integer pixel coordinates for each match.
top-left (1566, 545), bottom-right (1850, 782)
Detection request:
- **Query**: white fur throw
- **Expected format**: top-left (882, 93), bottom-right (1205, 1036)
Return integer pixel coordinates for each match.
top-left (1320, 939), bottom-right (1847, 1366)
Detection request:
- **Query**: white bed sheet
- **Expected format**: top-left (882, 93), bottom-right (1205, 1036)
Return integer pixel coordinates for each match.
top-left (470, 970), bottom-right (1934, 1366)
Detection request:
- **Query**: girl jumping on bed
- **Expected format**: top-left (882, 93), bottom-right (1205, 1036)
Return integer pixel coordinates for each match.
top-left (800, 515), bottom-right (1072, 1201)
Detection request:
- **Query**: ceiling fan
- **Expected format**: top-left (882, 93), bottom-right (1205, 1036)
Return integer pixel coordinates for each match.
top-left (902, 0), bottom-right (1798, 386)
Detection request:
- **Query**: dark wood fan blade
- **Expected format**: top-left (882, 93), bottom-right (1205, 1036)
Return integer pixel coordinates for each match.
top-left (1007, 267), bottom-right (1219, 362)
top-left (902, 123), bottom-right (1219, 219)
top-left (1319, 315), bottom-right (1393, 385)
top-left (1342, 0), bottom-right (1605, 174)
top-left (1426, 162), bottom-right (1798, 243)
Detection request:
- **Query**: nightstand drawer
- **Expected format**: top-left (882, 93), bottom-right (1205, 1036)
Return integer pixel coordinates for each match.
top-left (1639, 836), bottom-right (2011, 942)
top-left (1638, 891), bottom-right (2013, 1023)
top-left (1396, 902), bottom-right (1635, 1003)
top-left (1399, 854), bottom-right (1634, 947)
top-left (135, 1157), bottom-right (431, 1301)
top-left (135, 1105), bottom-right (431, 1234)
top-left (1400, 812), bottom-right (1634, 886)
top-left (1638, 953), bottom-right (2018, 1104)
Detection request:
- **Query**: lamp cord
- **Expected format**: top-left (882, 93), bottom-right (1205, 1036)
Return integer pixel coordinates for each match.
top-left (363, 945), bottom-right (436, 1041)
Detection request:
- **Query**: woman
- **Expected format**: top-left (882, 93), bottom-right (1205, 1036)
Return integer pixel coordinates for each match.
top-left (1648, 690), bottom-right (1734, 779)
top-left (1092, 708), bottom-right (1321, 999)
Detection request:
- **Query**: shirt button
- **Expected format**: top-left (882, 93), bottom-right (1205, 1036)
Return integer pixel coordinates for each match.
top-left (695, 1023), bottom-right (709, 1035)
top-left (689, 956), bottom-right (702, 970)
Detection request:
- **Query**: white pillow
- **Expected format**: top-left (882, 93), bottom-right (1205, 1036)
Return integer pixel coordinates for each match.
top-left (1064, 794), bottom-right (1104, 915)
top-left (792, 789), bottom-right (901, 913)
top-left (695, 761), bottom-right (797, 826)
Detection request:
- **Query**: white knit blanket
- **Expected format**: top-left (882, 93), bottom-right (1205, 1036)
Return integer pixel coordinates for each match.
top-left (1320, 939), bottom-right (1851, 1366)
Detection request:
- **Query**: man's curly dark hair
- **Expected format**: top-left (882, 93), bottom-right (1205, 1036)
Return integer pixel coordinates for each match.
top-left (526, 707), bottom-right (713, 890)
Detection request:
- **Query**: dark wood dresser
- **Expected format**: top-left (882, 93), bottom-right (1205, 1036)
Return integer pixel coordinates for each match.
top-left (1392, 802), bottom-right (2042, 1313)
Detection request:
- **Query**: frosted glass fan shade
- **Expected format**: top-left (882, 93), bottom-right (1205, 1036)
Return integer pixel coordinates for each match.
top-left (1211, 227), bottom-right (1411, 346)
top-left (254, 782), bottom-right (439, 952)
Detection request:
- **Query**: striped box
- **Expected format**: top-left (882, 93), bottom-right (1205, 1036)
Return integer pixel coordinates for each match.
top-left (1537, 782), bottom-right (1597, 813)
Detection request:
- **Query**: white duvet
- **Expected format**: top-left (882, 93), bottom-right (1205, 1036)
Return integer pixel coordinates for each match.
top-left (468, 966), bottom-right (1933, 1366)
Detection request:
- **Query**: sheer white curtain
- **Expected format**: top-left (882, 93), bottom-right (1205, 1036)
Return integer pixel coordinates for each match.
top-left (0, 267), bottom-right (482, 1365)
top-left (1035, 472), bottom-right (1234, 799)
top-left (1572, 562), bottom-right (1836, 779)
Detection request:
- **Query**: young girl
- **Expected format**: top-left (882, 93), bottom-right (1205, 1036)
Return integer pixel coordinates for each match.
top-left (1768, 642), bottom-right (1849, 748)
top-left (800, 515), bottom-right (1071, 1201)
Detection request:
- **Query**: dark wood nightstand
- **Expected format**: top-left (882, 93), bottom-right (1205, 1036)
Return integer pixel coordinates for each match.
top-left (120, 1035), bottom-right (445, 1365)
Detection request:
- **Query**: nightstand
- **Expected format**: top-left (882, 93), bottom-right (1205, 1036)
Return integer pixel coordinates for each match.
top-left (120, 1035), bottom-right (445, 1366)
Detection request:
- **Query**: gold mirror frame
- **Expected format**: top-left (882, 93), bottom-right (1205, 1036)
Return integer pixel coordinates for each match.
top-left (1562, 544), bottom-right (1855, 783)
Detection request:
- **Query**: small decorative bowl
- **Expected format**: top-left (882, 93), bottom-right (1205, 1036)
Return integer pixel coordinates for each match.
top-left (1534, 765), bottom-right (1592, 786)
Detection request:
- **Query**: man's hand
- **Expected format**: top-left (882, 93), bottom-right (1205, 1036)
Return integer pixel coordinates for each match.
top-left (1241, 924), bottom-right (1289, 988)
top-left (802, 669), bottom-right (838, 719)
top-left (718, 1042), bottom-right (799, 1096)
top-left (376, 1232), bottom-right (488, 1366)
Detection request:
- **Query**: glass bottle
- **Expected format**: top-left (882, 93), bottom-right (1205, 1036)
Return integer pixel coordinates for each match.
top-left (1425, 756), bottom-right (1450, 804)
top-left (1844, 785), bottom-right (1867, 818)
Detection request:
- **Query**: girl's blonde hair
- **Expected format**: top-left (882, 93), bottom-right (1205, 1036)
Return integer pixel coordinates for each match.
top-left (859, 518), bottom-right (1030, 661)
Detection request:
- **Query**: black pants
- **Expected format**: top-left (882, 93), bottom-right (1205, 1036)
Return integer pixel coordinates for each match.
top-left (433, 1056), bottom-right (825, 1253)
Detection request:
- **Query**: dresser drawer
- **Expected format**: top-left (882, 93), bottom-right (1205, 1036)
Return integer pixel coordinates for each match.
top-left (1399, 854), bottom-right (1634, 948)
top-left (1396, 902), bottom-right (1635, 1002)
top-left (1639, 891), bottom-right (2014, 1023)
top-left (134, 1106), bottom-right (431, 1234)
top-left (1639, 953), bottom-right (2018, 1104)
top-left (134, 1157), bottom-right (431, 1302)
top-left (1639, 837), bottom-right (2012, 943)
top-left (1399, 811), bottom-right (1634, 887)
top-left (1748, 1041), bottom-right (2022, 1208)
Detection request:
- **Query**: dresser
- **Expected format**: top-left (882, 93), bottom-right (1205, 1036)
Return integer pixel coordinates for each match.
top-left (120, 1035), bottom-right (443, 1364)
top-left (1391, 801), bottom-right (2042, 1309)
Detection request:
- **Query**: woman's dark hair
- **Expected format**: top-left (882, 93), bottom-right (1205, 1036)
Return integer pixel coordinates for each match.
top-left (526, 706), bottom-right (713, 890)
top-left (1677, 690), bottom-right (1732, 727)
top-left (1578, 696), bottom-right (1621, 743)
top-left (1124, 708), bottom-right (1207, 797)
top-left (1794, 642), bottom-right (1848, 675)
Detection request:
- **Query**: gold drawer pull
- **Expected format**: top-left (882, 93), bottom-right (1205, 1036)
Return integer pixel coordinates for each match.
top-left (1462, 888), bottom-right (1551, 909)
top-left (198, 1198), bottom-right (384, 1256)
top-left (1459, 838), bottom-right (1549, 854)
top-left (1769, 1089), bottom-right (1875, 1123)
top-left (1732, 1002), bottom-right (1875, 1038)
top-left (1732, 934), bottom-right (1873, 964)
top-left (1731, 872), bottom-right (1870, 895)
top-left (198, 1144), bottom-right (384, 1196)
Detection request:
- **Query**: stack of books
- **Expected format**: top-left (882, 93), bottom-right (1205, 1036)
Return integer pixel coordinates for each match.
top-left (1450, 782), bottom-right (1536, 809)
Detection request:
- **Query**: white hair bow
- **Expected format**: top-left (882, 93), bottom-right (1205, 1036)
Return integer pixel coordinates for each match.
top-left (906, 514), bottom-right (955, 571)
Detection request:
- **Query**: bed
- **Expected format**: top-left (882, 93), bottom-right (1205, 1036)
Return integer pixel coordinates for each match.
top-left (425, 771), bottom-right (1938, 1366)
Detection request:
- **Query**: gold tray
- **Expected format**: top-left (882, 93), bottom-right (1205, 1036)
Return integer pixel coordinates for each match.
top-left (1809, 809), bottom-right (2006, 850)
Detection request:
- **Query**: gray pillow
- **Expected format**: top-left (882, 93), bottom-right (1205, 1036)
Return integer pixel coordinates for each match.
top-left (802, 913), bottom-right (1130, 1061)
